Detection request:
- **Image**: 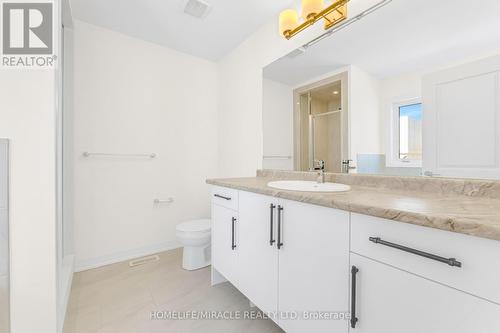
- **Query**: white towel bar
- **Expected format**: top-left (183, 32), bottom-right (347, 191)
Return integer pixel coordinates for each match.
top-left (154, 198), bottom-right (174, 204)
top-left (83, 152), bottom-right (157, 158)
top-left (263, 155), bottom-right (292, 160)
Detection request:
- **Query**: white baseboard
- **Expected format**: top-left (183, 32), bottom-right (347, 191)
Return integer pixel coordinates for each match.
top-left (58, 254), bottom-right (75, 333)
top-left (74, 240), bottom-right (182, 272)
top-left (211, 266), bottom-right (227, 286)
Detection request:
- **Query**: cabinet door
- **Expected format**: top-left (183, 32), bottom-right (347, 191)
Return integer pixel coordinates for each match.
top-left (238, 191), bottom-right (278, 314)
top-left (211, 203), bottom-right (239, 286)
top-left (350, 254), bottom-right (500, 333)
top-left (278, 199), bottom-right (350, 333)
top-left (422, 55), bottom-right (500, 179)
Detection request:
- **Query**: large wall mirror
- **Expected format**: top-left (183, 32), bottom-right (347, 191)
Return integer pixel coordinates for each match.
top-left (262, 0), bottom-right (500, 180)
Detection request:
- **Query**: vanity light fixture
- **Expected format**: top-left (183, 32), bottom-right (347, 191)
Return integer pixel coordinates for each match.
top-left (279, 0), bottom-right (349, 39)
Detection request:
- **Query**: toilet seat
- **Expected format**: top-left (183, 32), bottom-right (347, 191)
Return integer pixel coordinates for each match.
top-left (176, 219), bottom-right (211, 233)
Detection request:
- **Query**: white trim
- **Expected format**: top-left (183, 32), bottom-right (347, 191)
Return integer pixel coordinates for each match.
top-left (211, 266), bottom-right (227, 286)
top-left (62, 0), bottom-right (74, 28)
top-left (74, 240), bottom-right (181, 272)
top-left (58, 255), bottom-right (74, 333)
top-left (388, 97), bottom-right (423, 168)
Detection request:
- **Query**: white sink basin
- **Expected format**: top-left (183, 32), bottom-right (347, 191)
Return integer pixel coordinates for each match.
top-left (267, 180), bottom-right (350, 192)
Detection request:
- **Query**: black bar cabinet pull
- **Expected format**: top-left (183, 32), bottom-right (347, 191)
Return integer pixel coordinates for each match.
top-left (350, 266), bottom-right (359, 329)
top-left (231, 217), bottom-right (237, 250)
top-left (277, 205), bottom-right (284, 249)
top-left (269, 204), bottom-right (276, 246)
top-left (369, 237), bottom-right (462, 267)
top-left (214, 194), bottom-right (231, 201)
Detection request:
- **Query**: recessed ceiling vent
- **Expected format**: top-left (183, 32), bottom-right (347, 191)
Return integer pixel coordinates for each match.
top-left (285, 47), bottom-right (307, 59)
top-left (184, 0), bottom-right (212, 19)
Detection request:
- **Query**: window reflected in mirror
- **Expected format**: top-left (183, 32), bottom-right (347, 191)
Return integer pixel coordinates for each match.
top-left (398, 103), bottom-right (422, 161)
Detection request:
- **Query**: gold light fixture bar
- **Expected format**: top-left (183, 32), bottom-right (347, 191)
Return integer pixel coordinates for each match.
top-left (281, 0), bottom-right (349, 40)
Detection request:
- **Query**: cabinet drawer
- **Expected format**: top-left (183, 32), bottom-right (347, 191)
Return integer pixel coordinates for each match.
top-left (350, 213), bottom-right (500, 304)
top-left (349, 253), bottom-right (500, 333)
top-left (211, 186), bottom-right (238, 211)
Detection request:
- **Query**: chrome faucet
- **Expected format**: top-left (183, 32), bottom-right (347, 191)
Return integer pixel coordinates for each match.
top-left (342, 159), bottom-right (356, 174)
top-left (313, 160), bottom-right (326, 183)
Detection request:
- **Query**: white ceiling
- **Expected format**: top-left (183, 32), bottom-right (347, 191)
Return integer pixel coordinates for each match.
top-left (69, 0), bottom-right (294, 61)
top-left (264, 0), bottom-right (500, 85)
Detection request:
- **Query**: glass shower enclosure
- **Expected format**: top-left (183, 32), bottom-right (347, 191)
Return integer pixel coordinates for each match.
top-left (0, 139), bottom-right (9, 332)
top-left (296, 79), bottom-right (346, 173)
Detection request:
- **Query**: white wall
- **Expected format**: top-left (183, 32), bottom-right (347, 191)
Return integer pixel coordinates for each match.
top-left (262, 79), bottom-right (294, 170)
top-left (72, 21), bottom-right (219, 270)
top-left (349, 66), bottom-right (382, 167)
top-left (0, 50), bottom-right (59, 333)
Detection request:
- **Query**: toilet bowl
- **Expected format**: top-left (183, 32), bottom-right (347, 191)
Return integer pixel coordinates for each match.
top-left (176, 219), bottom-right (211, 270)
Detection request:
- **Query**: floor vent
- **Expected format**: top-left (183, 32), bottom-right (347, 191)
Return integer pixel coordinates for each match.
top-left (129, 255), bottom-right (160, 267)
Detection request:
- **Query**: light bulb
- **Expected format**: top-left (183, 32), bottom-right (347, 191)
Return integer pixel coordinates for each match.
top-left (279, 9), bottom-right (299, 38)
top-left (301, 0), bottom-right (324, 20)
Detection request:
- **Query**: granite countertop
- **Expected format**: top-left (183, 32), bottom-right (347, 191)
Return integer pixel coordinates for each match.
top-left (206, 170), bottom-right (500, 242)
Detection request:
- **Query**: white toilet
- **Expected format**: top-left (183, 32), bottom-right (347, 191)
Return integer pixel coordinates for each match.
top-left (176, 219), bottom-right (211, 270)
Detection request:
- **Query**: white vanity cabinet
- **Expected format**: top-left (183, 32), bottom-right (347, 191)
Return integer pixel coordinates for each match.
top-left (215, 190), bottom-right (351, 333)
top-left (211, 186), bottom-right (500, 333)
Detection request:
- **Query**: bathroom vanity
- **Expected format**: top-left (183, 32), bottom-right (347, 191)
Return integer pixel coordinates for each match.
top-left (207, 170), bottom-right (500, 333)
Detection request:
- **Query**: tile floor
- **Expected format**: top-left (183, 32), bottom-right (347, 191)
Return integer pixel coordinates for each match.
top-left (64, 248), bottom-right (283, 333)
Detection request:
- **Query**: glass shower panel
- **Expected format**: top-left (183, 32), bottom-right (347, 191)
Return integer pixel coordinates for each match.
top-left (312, 111), bottom-right (342, 173)
top-left (0, 139), bottom-right (9, 333)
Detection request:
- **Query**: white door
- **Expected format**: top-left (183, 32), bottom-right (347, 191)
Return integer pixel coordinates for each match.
top-left (278, 199), bottom-right (350, 333)
top-left (238, 191), bottom-right (278, 314)
top-left (211, 204), bottom-right (239, 286)
top-left (422, 55), bottom-right (500, 179)
top-left (349, 254), bottom-right (500, 333)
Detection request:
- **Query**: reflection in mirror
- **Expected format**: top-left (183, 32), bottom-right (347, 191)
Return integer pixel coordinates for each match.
top-left (262, 0), bottom-right (500, 179)
top-left (294, 75), bottom-right (348, 173)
